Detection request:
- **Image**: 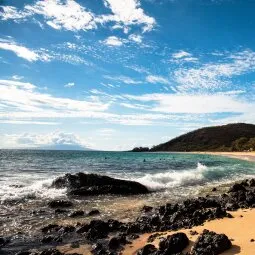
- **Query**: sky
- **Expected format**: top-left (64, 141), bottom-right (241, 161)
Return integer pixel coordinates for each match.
top-left (0, 0), bottom-right (255, 151)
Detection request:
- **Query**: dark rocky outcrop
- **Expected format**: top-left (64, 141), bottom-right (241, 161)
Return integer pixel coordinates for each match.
top-left (48, 200), bottom-right (73, 208)
top-left (220, 179), bottom-right (255, 210)
top-left (68, 210), bottom-right (84, 217)
top-left (138, 233), bottom-right (189, 255)
top-left (158, 232), bottom-right (189, 254)
top-left (133, 197), bottom-right (228, 233)
top-left (0, 236), bottom-right (10, 247)
top-left (137, 244), bottom-right (158, 255)
top-left (51, 173), bottom-right (149, 196)
top-left (191, 229), bottom-right (232, 255)
top-left (87, 209), bottom-right (100, 216)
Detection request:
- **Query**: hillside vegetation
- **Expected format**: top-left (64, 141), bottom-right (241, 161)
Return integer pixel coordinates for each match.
top-left (134, 123), bottom-right (255, 152)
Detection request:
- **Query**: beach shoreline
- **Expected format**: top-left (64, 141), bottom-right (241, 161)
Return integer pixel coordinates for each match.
top-left (192, 151), bottom-right (255, 162)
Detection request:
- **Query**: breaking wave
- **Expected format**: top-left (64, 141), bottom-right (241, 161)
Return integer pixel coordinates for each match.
top-left (0, 178), bottom-right (66, 204)
top-left (136, 162), bottom-right (209, 191)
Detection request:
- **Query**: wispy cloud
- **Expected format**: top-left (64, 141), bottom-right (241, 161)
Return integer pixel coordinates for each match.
top-left (146, 75), bottom-right (169, 84)
top-left (0, 79), bottom-right (206, 127)
top-left (64, 82), bottom-right (75, 88)
top-left (125, 92), bottom-right (254, 114)
top-left (172, 50), bottom-right (192, 59)
top-left (12, 75), bottom-right (24, 80)
top-left (174, 50), bottom-right (255, 92)
top-left (0, 38), bottom-right (50, 62)
top-left (171, 50), bottom-right (198, 63)
top-left (104, 75), bottom-right (142, 84)
top-left (0, 120), bottom-right (59, 125)
top-left (0, 79), bottom-right (110, 119)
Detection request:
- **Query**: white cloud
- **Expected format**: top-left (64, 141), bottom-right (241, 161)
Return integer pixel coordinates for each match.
top-left (174, 50), bottom-right (255, 92)
top-left (172, 50), bottom-right (192, 59)
top-left (125, 92), bottom-right (254, 114)
top-left (101, 0), bottom-right (156, 32)
top-left (171, 50), bottom-right (198, 63)
top-left (104, 75), bottom-right (142, 84)
top-left (0, 79), bottom-right (202, 126)
top-left (2, 131), bottom-right (89, 149)
top-left (0, 120), bottom-right (59, 125)
top-left (146, 75), bottom-right (169, 84)
top-left (12, 75), bottom-right (24, 80)
top-left (0, 6), bottom-right (30, 20)
top-left (0, 38), bottom-right (50, 62)
top-left (0, 79), bottom-right (110, 119)
top-left (1, 0), bottom-right (156, 33)
top-left (0, 39), bottom-right (38, 62)
top-left (102, 36), bottom-right (124, 46)
top-left (128, 34), bottom-right (142, 43)
top-left (102, 34), bottom-right (143, 46)
top-left (25, 0), bottom-right (96, 31)
top-left (64, 82), bottom-right (75, 88)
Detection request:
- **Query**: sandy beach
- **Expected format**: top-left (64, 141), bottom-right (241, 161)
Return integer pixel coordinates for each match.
top-left (57, 208), bottom-right (255, 255)
top-left (194, 151), bottom-right (255, 162)
top-left (123, 209), bottom-right (255, 255)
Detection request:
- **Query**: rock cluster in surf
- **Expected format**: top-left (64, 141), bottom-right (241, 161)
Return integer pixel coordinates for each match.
top-left (1, 177), bottom-right (255, 255)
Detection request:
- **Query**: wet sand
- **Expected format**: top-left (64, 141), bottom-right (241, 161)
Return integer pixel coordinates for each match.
top-left (123, 208), bottom-right (255, 255)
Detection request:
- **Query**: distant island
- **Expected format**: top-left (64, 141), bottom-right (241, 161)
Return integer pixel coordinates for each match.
top-left (132, 123), bottom-right (255, 152)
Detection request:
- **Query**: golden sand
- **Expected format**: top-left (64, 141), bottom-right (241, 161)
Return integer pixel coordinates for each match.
top-left (123, 209), bottom-right (255, 255)
top-left (57, 209), bottom-right (255, 255)
top-left (195, 151), bottom-right (255, 162)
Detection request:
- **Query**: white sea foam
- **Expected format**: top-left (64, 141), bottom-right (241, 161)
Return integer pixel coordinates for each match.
top-left (136, 162), bottom-right (209, 191)
top-left (0, 178), bottom-right (66, 203)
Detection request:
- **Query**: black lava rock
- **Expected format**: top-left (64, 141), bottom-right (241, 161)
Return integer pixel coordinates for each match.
top-left (108, 234), bottom-right (127, 250)
top-left (69, 210), bottom-right (84, 217)
top-left (87, 209), bottom-right (100, 216)
top-left (52, 173), bottom-right (149, 196)
top-left (228, 183), bottom-right (247, 193)
top-left (191, 229), bottom-right (232, 255)
top-left (137, 244), bottom-right (158, 255)
top-left (158, 232), bottom-right (189, 254)
top-left (85, 220), bottom-right (110, 241)
top-left (48, 200), bottom-right (73, 208)
top-left (54, 208), bottom-right (68, 214)
top-left (41, 224), bottom-right (61, 234)
top-left (0, 237), bottom-right (9, 247)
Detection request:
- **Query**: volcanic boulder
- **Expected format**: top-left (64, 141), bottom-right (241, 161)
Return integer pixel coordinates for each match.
top-left (52, 173), bottom-right (149, 196)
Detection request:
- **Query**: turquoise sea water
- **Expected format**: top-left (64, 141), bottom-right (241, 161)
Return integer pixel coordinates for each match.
top-left (1, 149), bottom-right (255, 238)
top-left (1, 149), bottom-right (255, 203)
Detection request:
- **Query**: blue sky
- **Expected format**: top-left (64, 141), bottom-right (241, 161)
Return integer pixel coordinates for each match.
top-left (0, 0), bottom-right (255, 150)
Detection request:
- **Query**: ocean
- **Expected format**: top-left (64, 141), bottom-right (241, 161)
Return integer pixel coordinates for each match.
top-left (1, 150), bottom-right (255, 238)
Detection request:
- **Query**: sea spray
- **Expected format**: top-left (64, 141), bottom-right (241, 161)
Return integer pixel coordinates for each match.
top-left (0, 178), bottom-right (67, 203)
top-left (136, 162), bottom-right (209, 191)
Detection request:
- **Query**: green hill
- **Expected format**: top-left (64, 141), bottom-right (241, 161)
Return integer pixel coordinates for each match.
top-left (149, 123), bottom-right (255, 152)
